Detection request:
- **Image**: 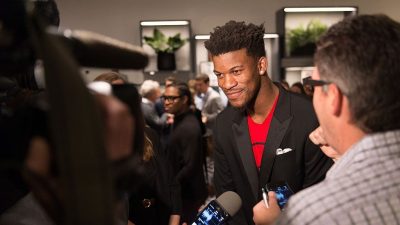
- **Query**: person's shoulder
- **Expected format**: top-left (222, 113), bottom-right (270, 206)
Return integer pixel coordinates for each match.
top-left (144, 126), bottom-right (159, 142)
top-left (279, 181), bottom-right (336, 224)
top-left (286, 90), bottom-right (313, 108)
top-left (289, 179), bottom-right (331, 203)
top-left (213, 106), bottom-right (243, 134)
top-left (209, 93), bottom-right (222, 102)
top-left (179, 112), bottom-right (202, 129)
top-left (210, 87), bottom-right (221, 96)
top-left (281, 89), bottom-right (316, 120)
top-left (141, 101), bottom-right (152, 110)
top-left (216, 105), bottom-right (238, 120)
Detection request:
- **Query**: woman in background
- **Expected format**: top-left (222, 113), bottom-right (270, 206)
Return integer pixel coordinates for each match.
top-left (94, 73), bottom-right (181, 225)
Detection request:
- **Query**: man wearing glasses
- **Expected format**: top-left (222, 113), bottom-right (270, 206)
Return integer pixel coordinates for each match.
top-left (253, 14), bottom-right (400, 225)
top-left (163, 83), bottom-right (208, 224)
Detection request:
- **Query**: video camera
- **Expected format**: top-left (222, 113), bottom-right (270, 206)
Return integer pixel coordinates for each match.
top-left (0, 1), bottom-right (149, 224)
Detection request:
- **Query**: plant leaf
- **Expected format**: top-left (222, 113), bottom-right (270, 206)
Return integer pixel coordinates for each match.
top-left (287, 20), bottom-right (328, 55)
top-left (167, 33), bottom-right (186, 53)
top-left (143, 28), bottom-right (186, 53)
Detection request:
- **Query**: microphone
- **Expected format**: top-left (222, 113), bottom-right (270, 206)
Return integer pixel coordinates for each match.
top-left (192, 191), bottom-right (242, 225)
top-left (49, 28), bottom-right (149, 69)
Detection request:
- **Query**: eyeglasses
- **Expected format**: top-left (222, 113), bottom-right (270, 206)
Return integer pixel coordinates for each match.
top-left (302, 76), bottom-right (331, 87)
top-left (161, 95), bottom-right (182, 102)
top-left (302, 76), bottom-right (348, 96)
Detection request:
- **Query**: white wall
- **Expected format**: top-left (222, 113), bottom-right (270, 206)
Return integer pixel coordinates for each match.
top-left (55, 0), bottom-right (400, 83)
top-left (57, 0), bottom-right (400, 45)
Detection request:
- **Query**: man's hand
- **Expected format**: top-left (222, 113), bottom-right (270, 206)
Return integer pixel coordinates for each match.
top-left (201, 115), bottom-right (207, 124)
top-left (166, 113), bottom-right (175, 125)
top-left (253, 192), bottom-right (281, 225)
top-left (309, 126), bottom-right (341, 162)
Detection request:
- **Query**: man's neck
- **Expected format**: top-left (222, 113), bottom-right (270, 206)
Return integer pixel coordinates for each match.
top-left (335, 125), bottom-right (366, 156)
top-left (202, 87), bottom-right (209, 95)
top-left (175, 106), bottom-right (190, 118)
top-left (331, 97), bottom-right (367, 156)
top-left (248, 81), bottom-right (279, 124)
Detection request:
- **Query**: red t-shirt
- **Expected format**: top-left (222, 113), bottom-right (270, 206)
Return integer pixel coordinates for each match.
top-left (247, 95), bottom-right (279, 170)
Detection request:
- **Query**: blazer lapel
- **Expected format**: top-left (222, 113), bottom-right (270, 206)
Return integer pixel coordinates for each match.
top-left (232, 111), bottom-right (259, 200)
top-left (259, 86), bottom-right (293, 189)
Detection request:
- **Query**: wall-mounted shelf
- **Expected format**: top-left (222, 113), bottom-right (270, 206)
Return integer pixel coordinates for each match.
top-left (276, 6), bottom-right (358, 84)
top-left (140, 20), bottom-right (194, 75)
top-left (142, 70), bottom-right (192, 84)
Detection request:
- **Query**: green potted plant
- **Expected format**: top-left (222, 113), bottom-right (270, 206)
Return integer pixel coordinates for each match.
top-left (144, 28), bottom-right (187, 70)
top-left (287, 20), bottom-right (328, 56)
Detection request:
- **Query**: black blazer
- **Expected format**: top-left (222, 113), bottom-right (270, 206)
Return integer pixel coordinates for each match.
top-left (213, 85), bottom-right (333, 225)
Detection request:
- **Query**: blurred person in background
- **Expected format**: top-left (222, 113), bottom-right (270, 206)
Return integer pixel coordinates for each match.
top-left (279, 80), bottom-right (289, 90)
top-left (140, 80), bottom-right (173, 137)
top-left (194, 74), bottom-right (225, 132)
top-left (163, 83), bottom-right (207, 224)
top-left (289, 82), bottom-right (305, 95)
top-left (112, 84), bottom-right (181, 225)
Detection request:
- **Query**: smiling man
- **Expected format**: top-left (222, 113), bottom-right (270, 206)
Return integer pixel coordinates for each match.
top-left (204, 21), bottom-right (333, 225)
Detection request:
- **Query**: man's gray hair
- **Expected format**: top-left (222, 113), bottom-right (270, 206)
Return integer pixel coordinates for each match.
top-left (139, 80), bottom-right (160, 97)
top-left (315, 14), bottom-right (400, 132)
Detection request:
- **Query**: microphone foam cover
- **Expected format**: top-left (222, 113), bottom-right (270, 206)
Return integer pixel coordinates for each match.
top-left (215, 191), bottom-right (242, 217)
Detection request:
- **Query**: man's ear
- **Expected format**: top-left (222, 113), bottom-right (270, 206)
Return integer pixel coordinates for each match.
top-left (328, 84), bottom-right (344, 117)
top-left (182, 95), bottom-right (189, 105)
top-left (258, 57), bottom-right (268, 76)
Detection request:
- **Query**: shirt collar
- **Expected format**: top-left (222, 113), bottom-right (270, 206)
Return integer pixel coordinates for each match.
top-left (326, 130), bottom-right (400, 178)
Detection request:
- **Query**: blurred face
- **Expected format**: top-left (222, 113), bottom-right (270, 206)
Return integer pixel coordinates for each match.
top-left (212, 49), bottom-right (261, 108)
top-left (111, 79), bottom-right (125, 85)
top-left (148, 88), bottom-right (161, 102)
top-left (163, 86), bottom-right (185, 115)
top-left (165, 80), bottom-right (174, 87)
top-left (303, 84), bottom-right (314, 97)
top-left (290, 85), bottom-right (302, 94)
top-left (195, 80), bottom-right (208, 94)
